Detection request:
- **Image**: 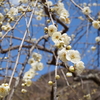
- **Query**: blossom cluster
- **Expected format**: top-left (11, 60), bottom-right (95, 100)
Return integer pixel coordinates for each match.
top-left (22, 52), bottom-right (44, 87)
top-left (92, 20), bottom-right (100, 29)
top-left (52, 2), bottom-right (70, 24)
top-left (46, 23), bottom-right (85, 76)
top-left (0, 83), bottom-right (10, 98)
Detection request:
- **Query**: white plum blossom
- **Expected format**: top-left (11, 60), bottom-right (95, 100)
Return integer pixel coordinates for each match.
top-left (82, 6), bottom-right (91, 15)
top-left (7, 7), bottom-right (18, 16)
top-left (78, 16), bottom-right (84, 20)
top-left (66, 50), bottom-right (81, 63)
top-left (59, 16), bottom-right (66, 22)
top-left (83, 2), bottom-right (87, 7)
top-left (17, 6), bottom-right (25, 12)
top-left (31, 52), bottom-right (42, 62)
top-left (0, 83), bottom-right (10, 97)
top-left (1, 23), bottom-right (12, 31)
top-left (48, 25), bottom-right (57, 36)
top-left (23, 69), bottom-right (36, 80)
top-left (36, 15), bottom-right (42, 20)
top-left (59, 16), bottom-right (70, 24)
top-left (92, 20), bottom-right (100, 29)
top-left (51, 32), bottom-right (61, 43)
top-left (28, 58), bottom-right (35, 65)
top-left (91, 46), bottom-right (96, 51)
top-left (31, 62), bottom-right (44, 71)
top-left (60, 9), bottom-right (69, 18)
top-left (31, 61), bottom-right (38, 70)
top-left (37, 62), bottom-right (44, 71)
top-left (60, 33), bottom-right (71, 46)
top-left (55, 40), bottom-right (65, 48)
top-left (24, 79), bottom-right (32, 87)
top-left (58, 48), bottom-right (67, 62)
top-left (93, 3), bottom-right (97, 6)
top-left (75, 61), bottom-right (85, 75)
top-left (46, 1), bottom-right (53, 6)
top-left (57, 2), bottom-right (64, 8)
top-left (95, 36), bottom-right (100, 42)
top-left (18, 0), bottom-right (28, 3)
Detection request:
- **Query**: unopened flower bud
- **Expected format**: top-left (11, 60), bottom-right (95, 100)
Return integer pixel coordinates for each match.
top-left (48, 81), bottom-right (53, 85)
top-left (21, 89), bottom-right (27, 93)
top-left (55, 75), bottom-right (60, 80)
top-left (66, 72), bottom-right (73, 77)
top-left (47, 19), bottom-right (51, 23)
top-left (44, 27), bottom-right (48, 31)
top-left (69, 66), bottom-right (75, 72)
top-left (66, 45), bottom-right (72, 50)
top-left (21, 83), bottom-right (25, 87)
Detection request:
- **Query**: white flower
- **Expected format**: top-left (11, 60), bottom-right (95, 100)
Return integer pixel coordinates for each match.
top-left (75, 61), bottom-right (85, 75)
top-left (58, 48), bottom-right (67, 62)
top-left (6, 23), bottom-right (12, 30)
top-left (0, 13), bottom-right (4, 22)
top-left (82, 6), bottom-right (91, 15)
top-left (59, 16), bottom-right (70, 24)
top-left (1, 23), bottom-right (12, 31)
top-left (71, 34), bottom-right (75, 40)
top-left (92, 20), bottom-right (100, 29)
top-left (30, 1), bottom-right (35, 7)
top-left (28, 58), bottom-right (35, 65)
top-left (59, 16), bottom-right (66, 22)
top-left (31, 61), bottom-right (38, 70)
top-left (36, 15), bottom-right (42, 20)
top-left (46, 1), bottom-right (53, 6)
top-left (18, 0), bottom-right (28, 3)
top-left (24, 79), bottom-right (32, 87)
top-left (55, 40), bottom-right (64, 48)
top-left (31, 62), bottom-right (44, 71)
top-left (31, 52), bottom-right (42, 61)
top-left (78, 16), bottom-right (84, 20)
top-left (60, 9), bottom-right (69, 18)
top-left (95, 36), bottom-right (100, 42)
top-left (93, 3), bottom-right (97, 6)
top-left (60, 33), bottom-right (71, 46)
top-left (23, 69), bottom-right (36, 80)
top-left (83, 2), bottom-right (87, 7)
top-left (30, 38), bottom-right (36, 42)
top-left (17, 6), bottom-right (25, 12)
top-left (66, 50), bottom-right (81, 63)
top-left (0, 32), bottom-right (2, 37)
top-left (51, 32), bottom-right (61, 43)
top-left (91, 46), bottom-right (96, 51)
top-left (0, 83), bottom-right (10, 97)
top-left (48, 25), bottom-right (57, 36)
top-left (8, 7), bottom-right (18, 16)
top-left (57, 2), bottom-right (64, 8)
top-left (37, 62), bottom-right (44, 71)
top-left (88, 3), bottom-right (91, 7)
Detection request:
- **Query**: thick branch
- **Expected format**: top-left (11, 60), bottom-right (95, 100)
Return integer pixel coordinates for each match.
top-left (74, 73), bottom-right (100, 86)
